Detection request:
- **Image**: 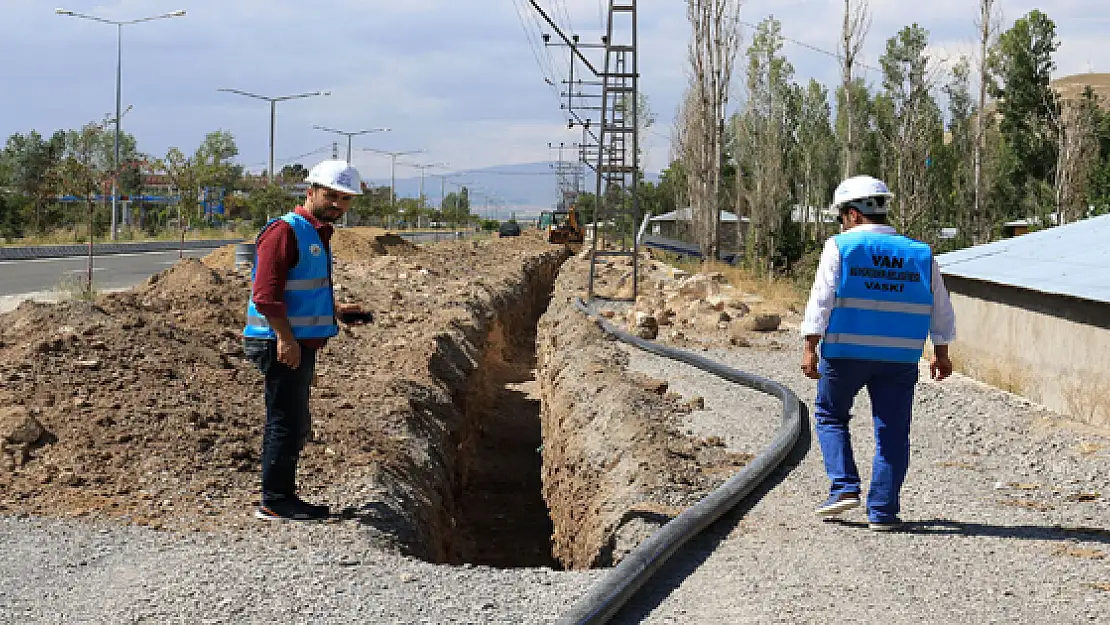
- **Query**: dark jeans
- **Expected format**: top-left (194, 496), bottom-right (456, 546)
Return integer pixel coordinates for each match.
top-left (814, 357), bottom-right (918, 523)
top-left (244, 338), bottom-right (317, 504)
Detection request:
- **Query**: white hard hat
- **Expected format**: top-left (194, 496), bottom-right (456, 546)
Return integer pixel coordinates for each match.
top-left (306, 160), bottom-right (363, 195)
top-left (831, 175), bottom-right (893, 214)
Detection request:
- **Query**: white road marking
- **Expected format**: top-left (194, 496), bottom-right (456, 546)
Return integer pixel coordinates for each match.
top-left (0, 249), bottom-right (207, 266)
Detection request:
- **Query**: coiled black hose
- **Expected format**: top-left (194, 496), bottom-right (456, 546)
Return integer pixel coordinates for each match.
top-left (558, 297), bottom-right (804, 624)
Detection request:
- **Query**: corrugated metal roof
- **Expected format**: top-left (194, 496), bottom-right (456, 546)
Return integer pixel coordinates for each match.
top-left (936, 213), bottom-right (1110, 304)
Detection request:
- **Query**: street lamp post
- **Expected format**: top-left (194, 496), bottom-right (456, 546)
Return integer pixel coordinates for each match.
top-left (56, 7), bottom-right (186, 241)
top-left (405, 162), bottom-right (448, 209)
top-left (313, 126), bottom-right (391, 164)
top-left (361, 147), bottom-right (424, 227)
top-left (218, 89), bottom-right (330, 183)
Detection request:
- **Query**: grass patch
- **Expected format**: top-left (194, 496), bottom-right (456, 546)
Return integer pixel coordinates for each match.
top-left (2, 226), bottom-right (251, 247)
top-left (668, 258), bottom-right (806, 313)
top-left (55, 274), bottom-right (99, 302)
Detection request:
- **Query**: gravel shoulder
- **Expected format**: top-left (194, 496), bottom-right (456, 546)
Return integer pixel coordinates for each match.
top-left (617, 335), bottom-right (1110, 624)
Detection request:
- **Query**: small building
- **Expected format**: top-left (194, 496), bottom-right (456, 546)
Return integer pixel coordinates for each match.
top-left (643, 207), bottom-right (749, 256)
top-left (937, 213), bottom-right (1110, 428)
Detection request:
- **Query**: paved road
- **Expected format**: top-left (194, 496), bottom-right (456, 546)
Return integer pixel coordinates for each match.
top-left (0, 232), bottom-right (472, 312)
top-left (0, 250), bottom-right (209, 312)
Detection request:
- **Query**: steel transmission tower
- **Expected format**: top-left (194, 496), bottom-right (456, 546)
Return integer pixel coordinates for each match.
top-left (532, 1), bottom-right (641, 302)
top-left (587, 2), bottom-right (641, 301)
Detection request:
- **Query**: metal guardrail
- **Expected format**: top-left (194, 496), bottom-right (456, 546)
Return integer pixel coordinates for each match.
top-left (0, 239), bottom-right (245, 262)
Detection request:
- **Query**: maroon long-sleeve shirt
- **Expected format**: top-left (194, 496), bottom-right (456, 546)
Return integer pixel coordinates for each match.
top-left (251, 206), bottom-right (334, 349)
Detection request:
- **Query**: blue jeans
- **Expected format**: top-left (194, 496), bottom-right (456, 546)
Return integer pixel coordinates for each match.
top-left (244, 338), bottom-right (318, 504)
top-left (815, 357), bottom-right (918, 523)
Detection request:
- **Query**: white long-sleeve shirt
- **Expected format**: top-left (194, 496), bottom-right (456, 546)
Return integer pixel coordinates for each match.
top-left (800, 224), bottom-right (957, 345)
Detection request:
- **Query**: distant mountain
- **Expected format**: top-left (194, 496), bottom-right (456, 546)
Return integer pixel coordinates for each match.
top-left (366, 162), bottom-right (661, 220)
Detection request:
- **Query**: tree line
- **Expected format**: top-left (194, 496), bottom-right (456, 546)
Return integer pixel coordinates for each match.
top-left (0, 124), bottom-right (477, 242)
top-left (583, 1), bottom-right (1110, 274)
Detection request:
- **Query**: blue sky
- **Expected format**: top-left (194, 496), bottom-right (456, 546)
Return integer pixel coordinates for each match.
top-left (2, 0), bottom-right (1107, 210)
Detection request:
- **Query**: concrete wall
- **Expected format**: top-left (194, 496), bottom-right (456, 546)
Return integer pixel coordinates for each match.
top-left (944, 276), bottom-right (1110, 429)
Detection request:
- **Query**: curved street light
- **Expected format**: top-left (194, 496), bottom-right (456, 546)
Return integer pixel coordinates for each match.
top-left (56, 7), bottom-right (187, 239)
top-left (312, 125), bottom-right (391, 164)
top-left (218, 88), bottom-right (330, 183)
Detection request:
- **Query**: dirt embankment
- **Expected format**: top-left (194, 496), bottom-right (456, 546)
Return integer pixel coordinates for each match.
top-left (0, 228), bottom-right (567, 563)
top-left (535, 253), bottom-right (755, 569)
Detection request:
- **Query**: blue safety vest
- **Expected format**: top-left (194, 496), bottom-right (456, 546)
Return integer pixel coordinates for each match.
top-left (821, 230), bottom-right (934, 363)
top-left (243, 212), bottom-right (338, 341)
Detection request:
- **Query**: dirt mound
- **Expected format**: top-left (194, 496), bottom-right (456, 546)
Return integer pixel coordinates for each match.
top-left (537, 255), bottom-right (755, 568)
top-left (332, 227), bottom-right (417, 263)
top-left (201, 227), bottom-right (418, 270)
top-left (0, 234), bottom-right (564, 553)
top-left (200, 244), bottom-right (241, 270)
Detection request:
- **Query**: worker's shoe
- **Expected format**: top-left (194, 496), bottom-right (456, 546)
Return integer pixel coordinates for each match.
top-left (816, 492), bottom-right (861, 517)
top-left (292, 496), bottom-right (330, 520)
top-left (868, 518), bottom-right (904, 532)
top-left (255, 497), bottom-right (329, 522)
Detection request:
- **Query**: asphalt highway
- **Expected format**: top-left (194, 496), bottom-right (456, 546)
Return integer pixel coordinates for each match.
top-left (0, 250), bottom-right (210, 311)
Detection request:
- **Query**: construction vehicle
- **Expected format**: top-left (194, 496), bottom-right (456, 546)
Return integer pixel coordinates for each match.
top-left (538, 206), bottom-right (585, 244)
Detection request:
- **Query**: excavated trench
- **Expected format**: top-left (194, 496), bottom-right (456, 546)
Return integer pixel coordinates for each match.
top-left (407, 251), bottom-right (749, 571)
top-left (423, 253), bottom-right (565, 569)
top-left (450, 318), bottom-right (556, 568)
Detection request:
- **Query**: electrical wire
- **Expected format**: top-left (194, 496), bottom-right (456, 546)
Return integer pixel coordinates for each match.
top-left (738, 18), bottom-right (882, 74)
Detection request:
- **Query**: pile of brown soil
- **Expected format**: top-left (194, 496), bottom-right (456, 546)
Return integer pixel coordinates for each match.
top-left (0, 234), bottom-right (560, 550)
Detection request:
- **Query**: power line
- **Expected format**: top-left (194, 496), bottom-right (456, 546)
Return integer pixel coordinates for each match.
top-left (511, 0), bottom-right (570, 115)
top-left (738, 18), bottom-right (882, 74)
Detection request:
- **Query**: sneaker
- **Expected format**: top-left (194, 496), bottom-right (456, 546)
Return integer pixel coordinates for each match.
top-left (255, 498), bottom-right (328, 522)
top-left (816, 493), bottom-right (861, 517)
top-left (292, 496), bottom-right (330, 519)
top-left (869, 519), bottom-right (903, 532)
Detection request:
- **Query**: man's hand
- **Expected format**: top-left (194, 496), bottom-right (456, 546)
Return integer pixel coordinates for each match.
top-left (276, 336), bottom-right (301, 369)
top-left (801, 335), bottom-right (822, 380)
top-left (930, 352), bottom-right (953, 381)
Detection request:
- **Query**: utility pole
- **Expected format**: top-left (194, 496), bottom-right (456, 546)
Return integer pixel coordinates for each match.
top-left (57, 7), bottom-right (186, 240)
top-left (405, 162), bottom-right (448, 227)
top-left (313, 125), bottom-right (390, 163)
top-left (218, 88), bottom-right (330, 183)
top-left (532, 1), bottom-right (642, 301)
top-left (362, 147), bottom-right (424, 228)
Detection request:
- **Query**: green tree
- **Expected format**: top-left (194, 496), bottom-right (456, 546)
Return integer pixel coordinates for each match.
top-left (156, 147), bottom-right (200, 229)
top-left (988, 9), bottom-right (1060, 219)
top-left (796, 79), bottom-right (839, 242)
top-left (2, 130), bottom-right (66, 234)
top-left (195, 130), bottom-right (242, 196)
top-left (734, 16), bottom-right (799, 270)
top-left (351, 185), bottom-right (394, 226)
top-left (279, 163), bottom-right (308, 183)
top-left (247, 185), bottom-right (294, 227)
top-left (942, 56), bottom-right (975, 242)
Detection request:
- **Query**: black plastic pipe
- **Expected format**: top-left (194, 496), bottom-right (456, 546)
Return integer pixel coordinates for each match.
top-left (557, 297), bottom-right (804, 624)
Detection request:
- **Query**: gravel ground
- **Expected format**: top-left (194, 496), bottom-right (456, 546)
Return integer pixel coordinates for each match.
top-left (0, 516), bottom-right (599, 624)
top-left (2, 332), bottom-right (1106, 624)
top-left (617, 336), bottom-right (1110, 624)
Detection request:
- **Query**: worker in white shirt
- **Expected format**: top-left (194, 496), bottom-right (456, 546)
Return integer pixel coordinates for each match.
top-left (800, 175), bottom-right (956, 531)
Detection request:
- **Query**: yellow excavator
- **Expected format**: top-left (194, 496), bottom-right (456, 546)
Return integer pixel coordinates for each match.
top-left (538, 206), bottom-right (585, 244)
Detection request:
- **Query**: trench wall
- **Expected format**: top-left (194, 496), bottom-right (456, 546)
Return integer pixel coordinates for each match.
top-left (379, 248), bottom-right (568, 562)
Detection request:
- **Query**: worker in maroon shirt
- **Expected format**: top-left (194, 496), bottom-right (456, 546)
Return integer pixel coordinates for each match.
top-left (243, 160), bottom-right (371, 522)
